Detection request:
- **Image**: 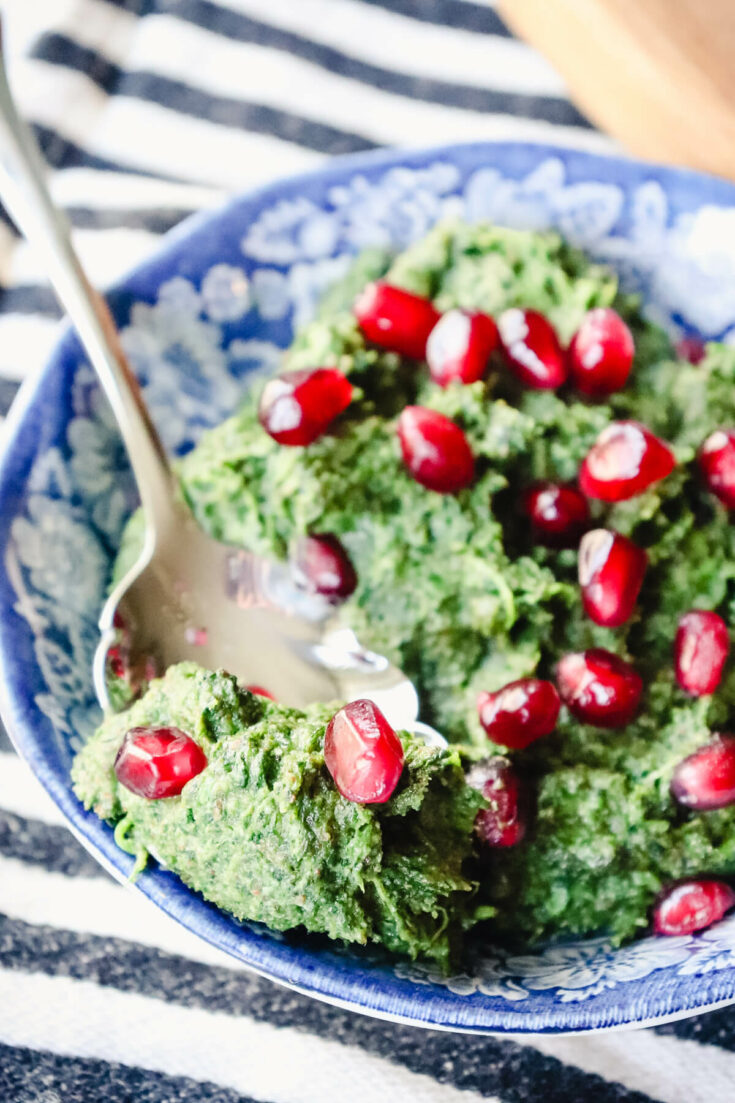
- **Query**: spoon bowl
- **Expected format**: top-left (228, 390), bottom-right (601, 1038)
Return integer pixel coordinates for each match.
top-left (97, 507), bottom-right (433, 732)
top-left (95, 509), bottom-right (339, 710)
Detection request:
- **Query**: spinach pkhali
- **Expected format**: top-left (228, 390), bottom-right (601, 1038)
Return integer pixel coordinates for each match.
top-left (76, 222), bottom-right (735, 957)
top-left (72, 663), bottom-right (486, 967)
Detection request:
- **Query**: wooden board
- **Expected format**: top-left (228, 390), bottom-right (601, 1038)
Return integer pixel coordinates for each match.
top-left (496, 0), bottom-right (735, 180)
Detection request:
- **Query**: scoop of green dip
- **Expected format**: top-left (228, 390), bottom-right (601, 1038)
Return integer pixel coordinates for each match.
top-left (92, 221), bottom-right (735, 951)
top-left (72, 663), bottom-right (485, 967)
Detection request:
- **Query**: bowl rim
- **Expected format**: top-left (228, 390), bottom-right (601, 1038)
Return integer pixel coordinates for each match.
top-left (4, 138), bottom-right (735, 1034)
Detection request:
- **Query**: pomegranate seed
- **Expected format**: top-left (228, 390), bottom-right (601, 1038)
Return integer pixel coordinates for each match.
top-left (675, 611), bottom-right (730, 696)
top-left (114, 726), bottom-right (207, 799)
top-left (578, 529), bottom-right (647, 627)
top-left (426, 309), bottom-right (498, 387)
top-left (557, 649), bottom-right (643, 728)
top-left (466, 758), bottom-right (526, 847)
top-left (653, 880), bottom-right (735, 936)
top-left (107, 644), bottom-right (127, 680)
top-left (579, 421), bottom-right (675, 501)
top-left (699, 430), bottom-right (735, 509)
top-left (324, 699), bottom-right (405, 804)
top-left (497, 308), bottom-right (566, 389)
top-left (524, 482), bottom-right (590, 547)
top-left (568, 308), bottom-right (634, 397)
top-left (247, 685), bottom-right (275, 699)
top-left (258, 368), bottom-right (353, 447)
top-left (477, 679), bottom-right (560, 750)
top-left (397, 405), bottom-right (475, 493)
top-left (671, 735), bottom-right (735, 810)
top-left (354, 281), bottom-right (440, 360)
top-left (294, 534), bottom-right (357, 604)
top-left (108, 613), bottom-right (132, 680)
top-left (676, 335), bottom-right (707, 364)
top-left (106, 626), bottom-right (156, 701)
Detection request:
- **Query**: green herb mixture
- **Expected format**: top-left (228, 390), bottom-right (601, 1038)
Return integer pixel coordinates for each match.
top-left (76, 222), bottom-right (735, 955)
top-left (72, 662), bottom-right (485, 967)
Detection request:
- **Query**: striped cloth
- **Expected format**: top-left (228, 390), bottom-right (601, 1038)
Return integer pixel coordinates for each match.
top-left (0, 2), bottom-right (732, 1101)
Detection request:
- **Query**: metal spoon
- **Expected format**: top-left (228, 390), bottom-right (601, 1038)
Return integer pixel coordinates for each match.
top-left (0, 27), bottom-right (446, 745)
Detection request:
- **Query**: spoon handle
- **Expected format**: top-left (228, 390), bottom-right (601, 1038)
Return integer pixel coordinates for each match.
top-left (0, 21), bottom-right (176, 533)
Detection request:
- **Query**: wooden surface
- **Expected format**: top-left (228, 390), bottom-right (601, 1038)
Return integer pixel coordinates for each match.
top-left (497, 0), bottom-right (735, 180)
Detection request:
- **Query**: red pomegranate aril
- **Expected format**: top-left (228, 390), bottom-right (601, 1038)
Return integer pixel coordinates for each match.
top-left (699, 430), bottom-right (735, 509)
top-left (258, 368), bottom-right (353, 447)
top-left (426, 309), bottom-right (498, 387)
top-left (568, 308), bottom-right (635, 397)
top-left (106, 633), bottom-right (156, 702)
top-left (557, 649), bottom-right (643, 728)
top-left (324, 699), bottom-right (405, 804)
top-left (653, 880), bottom-right (735, 936)
top-left (354, 281), bottom-right (440, 360)
top-left (466, 757), bottom-right (526, 848)
top-left (294, 534), bottom-right (357, 604)
top-left (524, 482), bottom-right (590, 547)
top-left (114, 726), bottom-right (207, 799)
top-left (579, 421), bottom-right (675, 501)
top-left (578, 529), bottom-right (647, 627)
top-left (247, 685), bottom-right (275, 700)
top-left (108, 613), bottom-right (132, 680)
top-left (107, 644), bottom-right (127, 680)
top-left (477, 679), bottom-right (560, 750)
top-left (676, 335), bottom-right (707, 364)
top-left (497, 308), bottom-right (566, 389)
top-left (397, 406), bottom-right (475, 493)
top-left (671, 735), bottom-right (735, 810)
top-left (675, 611), bottom-right (730, 696)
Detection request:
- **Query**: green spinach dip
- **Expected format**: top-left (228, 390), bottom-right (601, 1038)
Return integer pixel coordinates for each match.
top-left (74, 222), bottom-right (735, 958)
top-left (72, 662), bottom-right (485, 967)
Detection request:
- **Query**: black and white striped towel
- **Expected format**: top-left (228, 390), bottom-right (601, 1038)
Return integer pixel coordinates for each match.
top-left (0, 3), bottom-right (732, 1101)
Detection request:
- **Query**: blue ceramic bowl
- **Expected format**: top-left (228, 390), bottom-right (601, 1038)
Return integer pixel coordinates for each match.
top-left (4, 142), bottom-right (735, 1034)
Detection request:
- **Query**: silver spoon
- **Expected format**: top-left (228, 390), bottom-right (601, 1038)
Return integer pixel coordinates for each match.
top-left (0, 27), bottom-right (446, 746)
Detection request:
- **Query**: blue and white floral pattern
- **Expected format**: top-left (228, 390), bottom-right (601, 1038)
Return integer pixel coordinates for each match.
top-left (200, 263), bottom-right (251, 323)
top-left (395, 931), bottom-right (702, 1003)
top-left (68, 365), bottom-right (137, 542)
top-left (238, 154), bottom-right (735, 343)
top-left (6, 144), bottom-right (735, 1032)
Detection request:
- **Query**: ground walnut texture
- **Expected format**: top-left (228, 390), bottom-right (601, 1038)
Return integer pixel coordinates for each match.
top-left (72, 663), bottom-right (486, 967)
top-left (106, 222), bottom-right (735, 948)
